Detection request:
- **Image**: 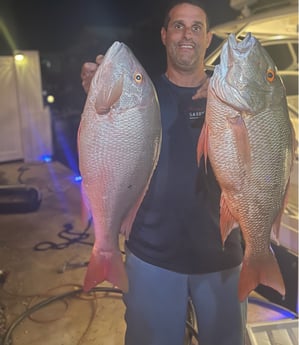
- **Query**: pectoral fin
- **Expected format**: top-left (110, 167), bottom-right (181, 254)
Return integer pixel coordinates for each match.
top-left (197, 122), bottom-right (209, 172)
top-left (95, 76), bottom-right (123, 115)
top-left (228, 115), bottom-right (251, 170)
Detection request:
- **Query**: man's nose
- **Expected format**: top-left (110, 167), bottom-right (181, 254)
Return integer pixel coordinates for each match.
top-left (183, 26), bottom-right (193, 38)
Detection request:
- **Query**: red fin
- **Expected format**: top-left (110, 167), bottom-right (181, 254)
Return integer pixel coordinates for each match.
top-left (197, 122), bottom-right (209, 171)
top-left (219, 194), bottom-right (238, 245)
top-left (95, 76), bottom-right (123, 115)
top-left (228, 114), bottom-right (251, 170)
top-left (83, 249), bottom-right (128, 293)
top-left (238, 250), bottom-right (285, 301)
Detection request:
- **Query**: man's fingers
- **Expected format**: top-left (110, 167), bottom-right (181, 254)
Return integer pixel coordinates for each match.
top-left (192, 77), bottom-right (210, 100)
top-left (95, 54), bottom-right (104, 64)
top-left (81, 56), bottom-right (104, 94)
top-left (81, 62), bottom-right (98, 94)
top-left (81, 62), bottom-right (98, 79)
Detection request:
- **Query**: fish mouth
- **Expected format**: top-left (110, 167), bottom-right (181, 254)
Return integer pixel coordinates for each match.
top-left (228, 32), bottom-right (255, 53)
top-left (104, 41), bottom-right (125, 60)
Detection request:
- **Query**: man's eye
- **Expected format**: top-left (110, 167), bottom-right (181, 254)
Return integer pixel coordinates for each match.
top-left (192, 25), bottom-right (201, 32)
top-left (174, 23), bottom-right (184, 29)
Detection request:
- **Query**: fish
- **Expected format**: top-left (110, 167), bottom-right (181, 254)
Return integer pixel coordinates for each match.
top-left (197, 33), bottom-right (294, 301)
top-left (77, 41), bottom-right (161, 292)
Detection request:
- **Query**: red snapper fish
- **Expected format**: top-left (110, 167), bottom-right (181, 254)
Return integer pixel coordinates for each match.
top-left (78, 41), bottom-right (161, 292)
top-left (197, 33), bottom-right (294, 301)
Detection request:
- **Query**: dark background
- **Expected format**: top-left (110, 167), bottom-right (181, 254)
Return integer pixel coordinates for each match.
top-left (0, 0), bottom-right (238, 172)
top-left (0, 0), bottom-right (237, 53)
top-left (0, 0), bottom-right (238, 110)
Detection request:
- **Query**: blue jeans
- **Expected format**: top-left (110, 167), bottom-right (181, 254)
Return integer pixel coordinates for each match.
top-left (123, 249), bottom-right (247, 345)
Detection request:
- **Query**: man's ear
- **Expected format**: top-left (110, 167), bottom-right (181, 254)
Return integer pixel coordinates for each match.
top-left (206, 31), bottom-right (213, 49)
top-left (161, 27), bottom-right (167, 46)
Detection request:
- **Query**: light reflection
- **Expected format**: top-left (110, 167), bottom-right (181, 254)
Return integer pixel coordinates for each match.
top-left (249, 296), bottom-right (298, 321)
top-left (41, 155), bottom-right (53, 163)
top-left (14, 52), bottom-right (24, 62)
top-left (74, 175), bottom-right (82, 183)
top-left (0, 19), bottom-right (17, 51)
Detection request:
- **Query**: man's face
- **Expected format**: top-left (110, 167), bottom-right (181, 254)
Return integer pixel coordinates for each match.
top-left (161, 3), bottom-right (212, 72)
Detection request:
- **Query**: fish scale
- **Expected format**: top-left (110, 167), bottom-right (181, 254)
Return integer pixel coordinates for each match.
top-left (198, 33), bottom-right (294, 301)
top-left (78, 41), bottom-right (161, 292)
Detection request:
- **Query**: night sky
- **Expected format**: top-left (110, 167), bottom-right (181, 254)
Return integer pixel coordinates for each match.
top-left (0, 0), bottom-right (238, 55)
top-left (0, 1), bottom-right (238, 171)
top-left (0, 0), bottom-right (239, 119)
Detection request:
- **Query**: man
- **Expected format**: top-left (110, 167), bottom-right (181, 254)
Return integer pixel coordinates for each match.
top-left (81, 1), bottom-right (247, 344)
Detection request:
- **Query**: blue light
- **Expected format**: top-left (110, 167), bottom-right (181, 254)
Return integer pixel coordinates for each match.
top-left (54, 121), bottom-right (79, 174)
top-left (74, 175), bottom-right (82, 182)
top-left (41, 155), bottom-right (53, 162)
top-left (249, 296), bottom-right (298, 321)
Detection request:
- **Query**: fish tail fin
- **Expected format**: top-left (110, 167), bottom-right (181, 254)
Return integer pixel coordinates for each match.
top-left (83, 250), bottom-right (128, 293)
top-left (197, 122), bottom-right (209, 172)
top-left (239, 251), bottom-right (285, 301)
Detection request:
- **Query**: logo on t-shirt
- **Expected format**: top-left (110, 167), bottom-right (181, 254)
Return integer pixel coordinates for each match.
top-left (187, 99), bottom-right (206, 128)
top-left (178, 94), bottom-right (206, 129)
top-left (189, 109), bottom-right (205, 121)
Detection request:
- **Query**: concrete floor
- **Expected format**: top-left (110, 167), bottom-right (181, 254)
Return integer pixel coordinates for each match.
top-left (0, 161), bottom-right (297, 345)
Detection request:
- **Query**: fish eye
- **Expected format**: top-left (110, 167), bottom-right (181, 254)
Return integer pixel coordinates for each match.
top-left (266, 69), bottom-right (275, 83)
top-left (134, 73), bottom-right (143, 84)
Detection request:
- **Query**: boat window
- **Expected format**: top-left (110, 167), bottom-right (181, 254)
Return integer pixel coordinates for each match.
top-left (263, 44), bottom-right (294, 70)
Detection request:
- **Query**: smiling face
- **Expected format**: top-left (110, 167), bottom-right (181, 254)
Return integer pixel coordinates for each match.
top-left (161, 2), bottom-right (212, 73)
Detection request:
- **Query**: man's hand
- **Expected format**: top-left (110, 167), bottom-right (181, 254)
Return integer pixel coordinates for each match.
top-left (81, 55), bottom-right (104, 94)
top-left (192, 76), bottom-right (210, 100)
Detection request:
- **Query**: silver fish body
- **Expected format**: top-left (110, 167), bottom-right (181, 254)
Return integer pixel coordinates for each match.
top-left (78, 41), bottom-right (161, 292)
top-left (198, 33), bottom-right (294, 300)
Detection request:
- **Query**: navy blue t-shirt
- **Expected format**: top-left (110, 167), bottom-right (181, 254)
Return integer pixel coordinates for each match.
top-left (126, 74), bottom-right (243, 274)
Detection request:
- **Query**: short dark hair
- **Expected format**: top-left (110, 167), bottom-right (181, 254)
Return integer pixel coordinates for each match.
top-left (163, 0), bottom-right (210, 32)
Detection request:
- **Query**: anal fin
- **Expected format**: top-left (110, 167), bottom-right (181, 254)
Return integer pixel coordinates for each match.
top-left (220, 194), bottom-right (238, 245)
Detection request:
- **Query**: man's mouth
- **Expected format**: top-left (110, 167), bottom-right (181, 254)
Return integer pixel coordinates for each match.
top-left (178, 42), bottom-right (195, 49)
